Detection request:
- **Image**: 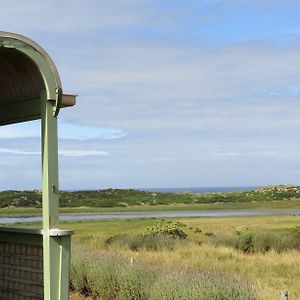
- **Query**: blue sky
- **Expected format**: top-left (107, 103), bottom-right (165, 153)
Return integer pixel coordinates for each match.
top-left (1, 0), bottom-right (300, 189)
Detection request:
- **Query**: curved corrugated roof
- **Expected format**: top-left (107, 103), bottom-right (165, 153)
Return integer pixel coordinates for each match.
top-left (0, 31), bottom-right (64, 125)
top-left (0, 47), bottom-right (45, 106)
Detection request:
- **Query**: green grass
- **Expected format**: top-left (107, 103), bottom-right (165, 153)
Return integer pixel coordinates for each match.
top-left (0, 198), bottom-right (300, 216)
top-left (58, 215), bottom-right (300, 243)
top-left (0, 207), bottom-right (42, 215)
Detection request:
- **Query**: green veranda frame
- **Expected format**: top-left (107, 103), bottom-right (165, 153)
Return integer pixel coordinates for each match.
top-left (0, 31), bottom-right (76, 300)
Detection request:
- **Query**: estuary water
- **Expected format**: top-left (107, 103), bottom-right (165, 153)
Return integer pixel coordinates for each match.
top-left (0, 209), bottom-right (299, 224)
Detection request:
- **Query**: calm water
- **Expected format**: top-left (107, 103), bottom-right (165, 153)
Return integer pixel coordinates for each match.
top-left (138, 186), bottom-right (260, 193)
top-left (0, 209), bottom-right (299, 225)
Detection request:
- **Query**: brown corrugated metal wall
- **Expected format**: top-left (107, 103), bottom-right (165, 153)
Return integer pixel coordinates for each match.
top-left (0, 242), bottom-right (43, 300)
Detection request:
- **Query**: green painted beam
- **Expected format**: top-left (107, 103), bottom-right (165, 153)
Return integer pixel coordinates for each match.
top-left (41, 91), bottom-right (71, 300)
top-left (41, 90), bottom-right (59, 230)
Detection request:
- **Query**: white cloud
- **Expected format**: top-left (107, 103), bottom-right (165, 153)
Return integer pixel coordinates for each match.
top-left (2, 1), bottom-right (300, 189)
top-left (59, 122), bottom-right (127, 140)
top-left (1, 0), bottom-right (168, 35)
top-left (0, 148), bottom-right (108, 157)
top-left (0, 148), bottom-right (39, 156)
top-left (58, 39), bottom-right (300, 136)
top-left (59, 149), bottom-right (109, 157)
top-left (0, 121), bottom-right (126, 140)
top-left (212, 150), bottom-right (281, 158)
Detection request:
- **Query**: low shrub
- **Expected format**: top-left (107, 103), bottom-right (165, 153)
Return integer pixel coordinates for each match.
top-left (71, 253), bottom-right (256, 300)
top-left (194, 228), bottom-right (202, 233)
top-left (71, 255), bottom-right (92, 297)
top-left (204, 232), bottom-right (214, 237)
top-left (105, 222), bottom-right (188, 251)
top-left (209, 229), bottom-right (300, 253)
top-left (150, 270), bottom-right (256, 300)
top-left (236, 229), bottom-right (255, 253)
top-left (71, 254), bottom-right (155, 300)
top-left (105, 233), bottom-right (184, 251)
top-left (253, 231), bottom-right (300, 253)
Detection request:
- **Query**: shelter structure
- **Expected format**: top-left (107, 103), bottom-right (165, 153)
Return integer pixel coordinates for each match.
top-left (0, 31), bottom-right (76, 300)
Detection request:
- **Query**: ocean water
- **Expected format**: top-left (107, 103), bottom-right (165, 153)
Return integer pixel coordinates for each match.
top-left (138, 186), bottom-right (260, 194)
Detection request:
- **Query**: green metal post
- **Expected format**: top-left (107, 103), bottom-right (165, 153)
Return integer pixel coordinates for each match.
top-left (41, 90), bottom-right (59, 230)
top-left (41, 91), bottom-right (71, 300)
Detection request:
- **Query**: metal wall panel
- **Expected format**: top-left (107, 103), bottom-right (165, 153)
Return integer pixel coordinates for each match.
top-left (0, 242), bottom-right (43, 300)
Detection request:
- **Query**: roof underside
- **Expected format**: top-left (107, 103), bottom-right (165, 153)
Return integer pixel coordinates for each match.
top-left (0, 31), bottom-right (76, 126)
top-left (0, 47), bottom-right (45, 106)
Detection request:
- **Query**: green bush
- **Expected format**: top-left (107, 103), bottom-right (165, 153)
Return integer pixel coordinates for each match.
top-left (145, 222), bottom-right (188, 239)
top-left (235, 229), bottom-right (255, 253)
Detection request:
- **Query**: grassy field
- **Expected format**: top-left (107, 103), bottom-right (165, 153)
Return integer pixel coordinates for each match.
top-left (2, 187), bottom-right (300, 299)
top-left (64, 214), bottom-right (300, 300)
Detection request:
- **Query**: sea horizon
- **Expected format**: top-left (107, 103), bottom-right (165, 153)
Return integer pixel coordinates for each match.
top-left (137, 186), bottom-right (260, 193)
top-left (60, 186), bottom-right (260, 193)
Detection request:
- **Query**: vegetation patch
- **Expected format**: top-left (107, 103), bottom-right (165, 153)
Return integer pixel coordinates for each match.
top-left (68, 215), bottom-right (300, 299)
top-left (209, 227), bottom-right (300, 253)
top-left (151, 269), bottom-right (256, 300)
top-left (1, 185), bottom-right (300, 208)
top-left (105, 221), bottom-right (188, 251)
top-left (71, 253), bottom-right (256, 300)
top-left (145, 221), bottom-right (188, 239)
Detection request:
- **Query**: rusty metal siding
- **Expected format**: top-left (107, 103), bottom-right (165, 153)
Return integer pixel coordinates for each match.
top-left (0, 48), bottom-right (45, 106)
top-left (0, 242), bottom-right (43, 299)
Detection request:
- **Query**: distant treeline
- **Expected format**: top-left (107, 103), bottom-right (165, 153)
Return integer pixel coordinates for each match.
top-left (0, 185), bottom-right (299, 208)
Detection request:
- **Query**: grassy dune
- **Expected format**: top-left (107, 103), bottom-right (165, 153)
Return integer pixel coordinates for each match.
top-left (1, 185), bottom-right (300, 211)
top-left (67, 215), bottom-right (300, 300)
top-left (1, 195), bottom-right (300, 216)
